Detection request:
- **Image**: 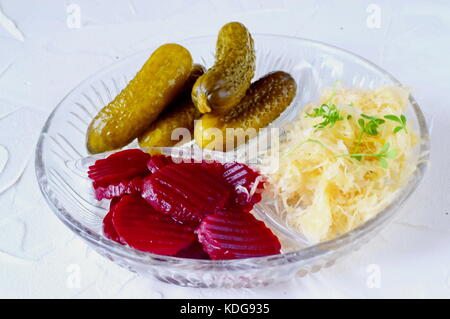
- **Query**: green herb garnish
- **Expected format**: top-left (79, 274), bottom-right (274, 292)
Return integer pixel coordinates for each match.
top-left (339, 143), bottom-right (397, 168)
top-left (352, 114), bottom-right (386, 160)
top-left (358, 114), bottom-right (385, 136)
top-left (306, 104), bottom-right (343, 129)
top-left (384, 114), bottom-right (408, 133)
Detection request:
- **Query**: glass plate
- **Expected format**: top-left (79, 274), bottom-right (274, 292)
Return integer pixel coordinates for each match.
top-left (35, 35), bottom-right (430, 288)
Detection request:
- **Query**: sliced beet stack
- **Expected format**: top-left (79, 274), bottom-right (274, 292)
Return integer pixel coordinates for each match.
top-left (222, 162), bottom-right (265, 212)
top-left (88, 149), bottom-right (150, 200)
top-left (141, 162), bottom-right (231, 225)
top-left (93, 176), bottom-right (143, 200)
top-left (197, 210), bottom-right (281, 260)
top-left (175, 241), bottom-right (210, 260)
top-left (90, 149), bottom-right (280, 260)
top-left (102, 197), bottom-right (124, 244)
top-left (112, 195), bottom-right (196, 256)
top-left (146, 154), bottom-right (175, 173)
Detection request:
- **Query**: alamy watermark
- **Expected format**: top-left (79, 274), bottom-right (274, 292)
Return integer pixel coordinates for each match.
top-left (165, 124), bottom-right (281, 174)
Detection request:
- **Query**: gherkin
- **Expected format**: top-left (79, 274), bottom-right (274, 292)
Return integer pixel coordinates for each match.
top-left (87, 43), bottom-right (193, 154)
top-left (138, 64), bottom-right (205, 148)
top-left (195, 71), bottom-right (297, 150)
top-left (192, 22), bottom-right (255, 115)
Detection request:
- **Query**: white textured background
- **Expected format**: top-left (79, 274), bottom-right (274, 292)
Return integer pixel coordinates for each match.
top-left (0, 0), bottom-right (449, 298)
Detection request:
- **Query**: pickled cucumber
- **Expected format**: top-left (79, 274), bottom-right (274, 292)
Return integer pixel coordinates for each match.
top-left (194, 71), bottom-right (297, 150)
top-left (86, 43), bottom-right (193, 154)
top-left (192, 22), bottom-right (255, 114)
top-left (138, 64), bottom-right (205, 148)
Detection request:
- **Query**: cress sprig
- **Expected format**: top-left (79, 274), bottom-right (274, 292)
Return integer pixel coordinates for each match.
top-left (306, 104), bottom-right (343, 129)
top-left (301, 100), bottom-right (404, 168)
top-left (344, 143), bottom-right (397, 168)
top-left (353, 114), bottom-right (386, 160)
top-left (384, 114), bottom-right (408, 133)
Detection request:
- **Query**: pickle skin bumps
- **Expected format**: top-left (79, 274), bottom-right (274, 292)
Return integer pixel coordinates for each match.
top-left (192, 22), bottom-right (255, 115)
top-left (86, 43), bottom-right (193, 154)
top-left (195, 71), bottom-right (297, 151)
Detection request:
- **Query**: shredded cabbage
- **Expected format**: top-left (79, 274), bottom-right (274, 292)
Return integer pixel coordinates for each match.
top-left (261, 85), bottom-right (418, 243)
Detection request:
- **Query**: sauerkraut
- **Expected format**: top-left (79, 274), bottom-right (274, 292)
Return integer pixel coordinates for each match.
top-left (261, 85), bottom-right (418, 243)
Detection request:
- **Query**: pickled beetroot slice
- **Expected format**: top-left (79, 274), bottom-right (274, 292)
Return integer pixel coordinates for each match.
top-left (147, 154), bottom-right (224, 177)
top-left (141, 163), bottom-right (231, 225)
top-left (88, 149), bottom-right (150, 186)
top-left (175, 241), bottom-right (210, 260)
top-left (103, 198), bottom-right (124, 244)
top-left (223, 162), bottom-right (265, 211)
top-left (93, 177), bottom-right (143, 200)
top-left (112, 195), bottom-right (196, 256)
top-left (146, 154), bottom-right (175, 173)
top-left (198, 210), bottom-right (281, 260)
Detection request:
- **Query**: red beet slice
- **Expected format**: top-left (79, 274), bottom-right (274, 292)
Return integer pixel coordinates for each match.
top-left (147, 154), bottom-right (224, 176)
top-left (175, 241), bottom-right (210, 260)
top-left (112, 195), bottom-right (196, 256)
top-left (88, 149), bottom-right (150, 186)
top-left (93, 176), bottom-right (143, 200)
top-left (141, 163), bottom-right (231, 225)
top-left (146, 154), bottom-right (175, 173)
top-left (197, 210), bottom-right (281, 260)
top-left (204, 161), bottom-right (226, 180)
top-left (223, 162), bottom-right (265, 212)
top-left (103, 198), bottom-right (124, 244)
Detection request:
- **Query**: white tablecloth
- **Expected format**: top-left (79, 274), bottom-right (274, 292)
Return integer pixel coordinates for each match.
top-left (0, 0), bottom-right (448, 298)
